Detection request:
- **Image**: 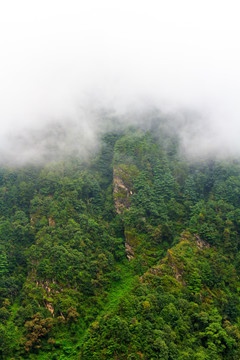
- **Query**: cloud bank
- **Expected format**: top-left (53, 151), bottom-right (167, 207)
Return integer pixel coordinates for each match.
top-left (0, 0), bottom-right (240, 163)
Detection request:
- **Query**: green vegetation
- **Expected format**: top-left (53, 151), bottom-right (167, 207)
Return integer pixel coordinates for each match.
top-left (1, 120), bottom-right (240, 359)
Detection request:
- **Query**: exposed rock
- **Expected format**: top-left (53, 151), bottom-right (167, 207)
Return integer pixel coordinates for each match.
top-left (113, 166), bottom-right (138, 259)
top-left (194, 234), bottom-right (210, 249)
top-left (167, 250), bottom-right (186, 285)
top-left (48, 217), bottom-right (56, 226)
top-left (148, 266), bottom-right (163, 277)
top-left (124, 230), bottom-right (140, 261)
top-left (32, 280), bottom-right (60, 316)
top-left (113, 167), bottom-right (132, 214)
top-left (46, 302), bottom-right (54, 315)
top-left (125, 243), bottom-right (134, 261)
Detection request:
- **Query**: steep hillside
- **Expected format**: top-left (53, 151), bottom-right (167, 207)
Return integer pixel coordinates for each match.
top-left (1, 122), bottom-right (240, 359)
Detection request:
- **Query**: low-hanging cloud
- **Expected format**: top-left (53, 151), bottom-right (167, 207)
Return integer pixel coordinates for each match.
top-left (0, 0), bottom-right (240, 164)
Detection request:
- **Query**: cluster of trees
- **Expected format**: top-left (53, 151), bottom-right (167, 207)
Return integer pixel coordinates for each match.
top-left (0, 121), bottom-right (240, 358)
top-left (81, 232), bottom-right (240, 359)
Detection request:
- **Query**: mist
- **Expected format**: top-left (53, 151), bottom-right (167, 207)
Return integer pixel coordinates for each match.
top-left (0, 0), bottom-right (240, 164)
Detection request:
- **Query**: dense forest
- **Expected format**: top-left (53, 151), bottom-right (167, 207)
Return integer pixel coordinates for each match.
top-left (1, 117), bottom-right (240, 359)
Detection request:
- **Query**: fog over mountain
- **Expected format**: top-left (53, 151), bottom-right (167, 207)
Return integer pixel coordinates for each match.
top-left (0, 0), bottom-right (240, 163)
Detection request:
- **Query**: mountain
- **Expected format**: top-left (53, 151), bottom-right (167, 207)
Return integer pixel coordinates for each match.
top-left (1, 119), bottom-right (240, 359)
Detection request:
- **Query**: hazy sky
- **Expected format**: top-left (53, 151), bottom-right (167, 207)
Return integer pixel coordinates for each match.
top-left (0, 0), bottom-right (240, 161)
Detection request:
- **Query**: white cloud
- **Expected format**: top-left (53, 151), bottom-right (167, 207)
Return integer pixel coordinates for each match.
top-left (0, 0), bottom-right (240, 160)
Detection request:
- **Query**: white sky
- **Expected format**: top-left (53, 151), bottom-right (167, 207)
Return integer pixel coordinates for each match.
top-left (0, 0), bottom-right (240, 156)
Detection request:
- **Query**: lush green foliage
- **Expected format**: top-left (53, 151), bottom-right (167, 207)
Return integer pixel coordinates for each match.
top-left (1, 122), bottom-right (240, 359)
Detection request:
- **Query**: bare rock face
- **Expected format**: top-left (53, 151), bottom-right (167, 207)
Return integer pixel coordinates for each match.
top-left (48, 217), bottom-right (56, 226)
top-left (35, 280), bottom-right (56, 316)
top-left (46, 302), bottom-right (54, 315)
top-left (194, 234), bottom-right (210, 250)
top-left (124, 231), bottom-right (137, 261)
top-left (125, 243), bottom-right (134, 261)
top-left (113, 165), bottom-right (138, 260)
top-left (113, 167), bottom-right (133, 214)
top-left (166, 249), bottom-right (186, 285)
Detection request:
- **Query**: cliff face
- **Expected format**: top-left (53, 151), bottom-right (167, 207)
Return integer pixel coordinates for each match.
top-left (113, 167), bottom-right (133, 214)
top-left (113, 165), bottom-right (138, 260)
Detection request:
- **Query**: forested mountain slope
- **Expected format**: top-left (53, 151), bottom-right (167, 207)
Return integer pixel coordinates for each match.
top-left (1, 120), bottom-right (240, 359)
